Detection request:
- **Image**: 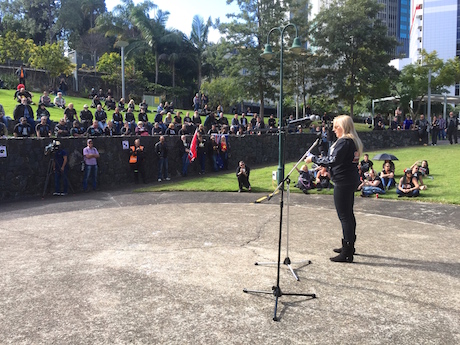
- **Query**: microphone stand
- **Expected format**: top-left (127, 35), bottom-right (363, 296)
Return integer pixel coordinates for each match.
top-left (244, 137), bottom-right (320, 321)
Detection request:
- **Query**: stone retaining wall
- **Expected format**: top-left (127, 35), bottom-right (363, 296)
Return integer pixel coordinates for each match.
top-left (0, 130), bottom-right (419, 201)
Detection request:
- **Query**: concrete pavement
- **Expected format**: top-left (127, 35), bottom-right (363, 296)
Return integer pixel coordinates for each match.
top-left (0, 190), bottom-right (459, 344)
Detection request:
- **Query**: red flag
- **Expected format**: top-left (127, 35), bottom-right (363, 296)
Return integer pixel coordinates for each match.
top-left (188, 130), bottom-right (198, 162)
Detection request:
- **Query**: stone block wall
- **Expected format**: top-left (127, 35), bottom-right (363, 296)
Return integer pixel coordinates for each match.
top-left (0, 130), bottom-right (419, 201)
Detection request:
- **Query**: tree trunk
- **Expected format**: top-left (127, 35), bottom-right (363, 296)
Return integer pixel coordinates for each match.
top-left (155, 49), bottom-right (159, 85)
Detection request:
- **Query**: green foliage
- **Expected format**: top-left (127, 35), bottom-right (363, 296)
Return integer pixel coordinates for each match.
top-left (200, 77), bottom-right (242, 110)
top-left (220, 0), bottom-right (295, 117)
top-left (0, 32), bottom-right (35, 65)
top-left (137, 145), bottom-right (460, 205)
top-left (394, 50), bottom-right (460, 117)
top-left (29, 41), bottom-right (75, 80)
top-left (311, 0), bottom-right (398, 116)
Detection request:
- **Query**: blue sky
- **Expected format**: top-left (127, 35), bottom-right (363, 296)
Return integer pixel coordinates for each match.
top-left (105, 0), bottom-right (241, 42)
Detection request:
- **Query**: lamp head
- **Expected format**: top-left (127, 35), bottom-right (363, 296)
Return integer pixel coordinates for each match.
top-left (289, 37), bottom-right (303, 54)
top-left (261, 44), bottom-right (274, 60)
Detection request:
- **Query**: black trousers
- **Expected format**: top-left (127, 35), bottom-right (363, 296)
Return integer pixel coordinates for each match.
top-left (238, 175), bottom-right (250, 189)
top-left (431, 128), bottom-right (439, 145)
top-left (333, 183), bottom-right (356, 243)
top-left (447, 128), bottom-right (458, 144)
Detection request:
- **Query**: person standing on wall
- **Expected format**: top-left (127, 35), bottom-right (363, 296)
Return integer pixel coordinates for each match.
top-left (305, 115), bottom-right (363, 263)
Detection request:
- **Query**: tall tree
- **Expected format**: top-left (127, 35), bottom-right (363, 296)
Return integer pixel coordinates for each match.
top-left (311, 0), bottom-right (397, 116)
top-left (221, 0), bottom-right (298, 117)
top-left (394, 50), bottom-right (460, 116)
top-left (190, 15), bottom-right (212, 91)
top-left (130, 1), bottom-right (180, 85)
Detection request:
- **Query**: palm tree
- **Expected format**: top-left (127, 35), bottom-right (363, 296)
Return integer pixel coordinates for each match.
top-left (129, 1), bottom-right (180, 85)
top-left (190, 15), bottom-right (212, 90)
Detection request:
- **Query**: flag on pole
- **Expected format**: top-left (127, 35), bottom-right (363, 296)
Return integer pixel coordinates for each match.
top-left (188, 130), bottom-right (198, 162)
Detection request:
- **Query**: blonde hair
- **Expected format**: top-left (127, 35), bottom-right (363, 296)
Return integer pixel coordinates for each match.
top-left (333, 115), bottom-right (363, 156)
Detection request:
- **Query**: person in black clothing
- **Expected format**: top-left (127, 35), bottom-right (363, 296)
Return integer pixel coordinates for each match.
top-left (125, 110), bottom-right (136, 131)
top-left (359, 153), bottom-right (373, 180)
top-left (80, 104), bottom-right (93, 129)
top-left (129, 138), bottom-right (146, 183)
top-left (236, 161), bottom-right (251, 192)
top-left (94, 104), bottom-right (107, 130)
top-left (36, 103), bottom-right (51, 123)
top-left (112, 107), bottom-right (124, 134)
top-left (104, 95), bottom-right (116, 111)
top-left (53, 141), bottom-right (69, 195)
top-left (431, 115), bottom-right (439, 146)
top-left (13, 117), bottom-right (33, 137)
top-left (70, 121), bottom-right (85, 137)
top-left (64, 103), bottom-right (79, 129)
top-left (178, 135), bottom-right (191, 176)
top-left (86, 120), bottom-right (103, 136)
top-left (305, 115), bottom-right (363, 263)
top-left (91, 95), bottom-right (102, 108)
top-left (197, 132), bottom-right (207, 174)
top-left (13, 97), bottom-right (35, 128)
top-left (54, 118), bottom-right (70, 137)
top-left (415, 114), bottom-right (429, 145)
top-left (58, 79), bottom-right (68, 95)
top-left (155, 136), bottom-right (170, 181)
top-left (446, 112), bottom-right (458, 144)
top-left (35, 116), bottom-right (51, 137)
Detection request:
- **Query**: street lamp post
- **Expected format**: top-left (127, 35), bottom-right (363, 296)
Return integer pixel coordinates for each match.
top-left (115, 40), bottom-right (129, 100)
top-left (261, 24), bottom-right (303, 186)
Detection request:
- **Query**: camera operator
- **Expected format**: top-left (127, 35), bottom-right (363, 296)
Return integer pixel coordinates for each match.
top-left (52, 141), bottom-right (69, 196)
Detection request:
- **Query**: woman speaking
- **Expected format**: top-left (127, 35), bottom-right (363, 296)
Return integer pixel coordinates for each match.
top-left (305, 115), bottom-right (363, 263)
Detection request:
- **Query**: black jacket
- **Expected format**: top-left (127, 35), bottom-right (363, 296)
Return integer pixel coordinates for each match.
top-left (312, 137), bottom-right (360, 187)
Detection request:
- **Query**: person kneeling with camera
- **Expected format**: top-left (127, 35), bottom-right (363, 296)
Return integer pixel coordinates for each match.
top-left (236, 161), bottom-right (251, 192)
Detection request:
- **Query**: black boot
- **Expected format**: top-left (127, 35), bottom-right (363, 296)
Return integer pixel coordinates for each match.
top-left (330, 241), bottom-right (354, 263)
top-left (333, 236), bottom-right (356, 254)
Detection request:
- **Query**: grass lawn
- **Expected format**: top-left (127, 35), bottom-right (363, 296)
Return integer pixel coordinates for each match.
top-left (136, 145), bottom-right (460, 205)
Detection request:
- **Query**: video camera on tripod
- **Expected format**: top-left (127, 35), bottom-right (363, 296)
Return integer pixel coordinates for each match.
top-left (44, 140), bottom-right (61, 155)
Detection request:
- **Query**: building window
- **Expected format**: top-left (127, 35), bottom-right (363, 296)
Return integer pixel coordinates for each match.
top-left (456, 84), bottom-right (459, 96)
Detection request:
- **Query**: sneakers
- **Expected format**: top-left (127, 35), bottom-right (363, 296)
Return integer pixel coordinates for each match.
top-left (53, 192), bottom-right (60, 196)
top-left (158, 178), bottom-right (162, 182)
top-left (165, 177), bottom-right (171, 181)
top-left (238, 189), bottom-right (241, 193)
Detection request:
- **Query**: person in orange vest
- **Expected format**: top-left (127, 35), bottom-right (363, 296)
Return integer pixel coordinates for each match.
top-left (16, 65), bottom-right (26, 87)
top-left (129, 138), bottom-right (146, 184)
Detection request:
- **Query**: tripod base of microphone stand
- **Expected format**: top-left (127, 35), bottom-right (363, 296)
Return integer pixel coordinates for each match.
top-left (255, 257), bottom-right (312, 281)
top-left (243, 286), bottom-right (316, 321)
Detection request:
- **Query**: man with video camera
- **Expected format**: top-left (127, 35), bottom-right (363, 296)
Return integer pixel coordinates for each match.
top-left (52, 140), bottom-right (69, 196)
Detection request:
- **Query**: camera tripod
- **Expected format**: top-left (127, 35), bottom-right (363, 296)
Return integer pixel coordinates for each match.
top-left (243, 135), bottom-right (320, 321)
top-left (42, 154), bottom-right (74, 198)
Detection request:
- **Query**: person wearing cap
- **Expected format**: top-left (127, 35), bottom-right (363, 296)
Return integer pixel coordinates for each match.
top-left (396, 168), bottom-right (420, 197)
top-left (53, 141), bottom-right (69, 196)
top-left (82, 139), bottom-right (100, 192)
top-left (80, 104), bottom-right (93, 129)
top-left (36, 102), bottom-right (51, 122)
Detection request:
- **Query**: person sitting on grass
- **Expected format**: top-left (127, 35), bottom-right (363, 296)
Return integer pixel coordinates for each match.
top-left (54, 92), bottom-right (66, 109)
top-left (396, 168), bottom-right (420, 197)
top-left (36, 103), bottom-right (51, 122)
top-left (358, 168), bottom-right (385, 197)
top-left (379, 161), bottom-right (395, 190)
top-left (80, 104), bottom-right (93, 130)
top-left (236, 161), bottom-right (251, 192)
top-left (104, 95), bottom-right (116, 111)
top-left (295, 164), bottom-right (314, 194)
top-left (39, 91), bottom-right (54, 107)
top-left (315, 165), bottom-right (333, 190)
top-left (411, 163), bottom-right (427, 190)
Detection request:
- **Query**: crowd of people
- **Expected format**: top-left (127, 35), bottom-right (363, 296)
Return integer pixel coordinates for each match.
top-left (366, 108), bottom-right (459, 145)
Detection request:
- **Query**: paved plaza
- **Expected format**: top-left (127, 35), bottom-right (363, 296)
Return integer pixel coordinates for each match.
top-left (1, 190), bottom-right (459, 344)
